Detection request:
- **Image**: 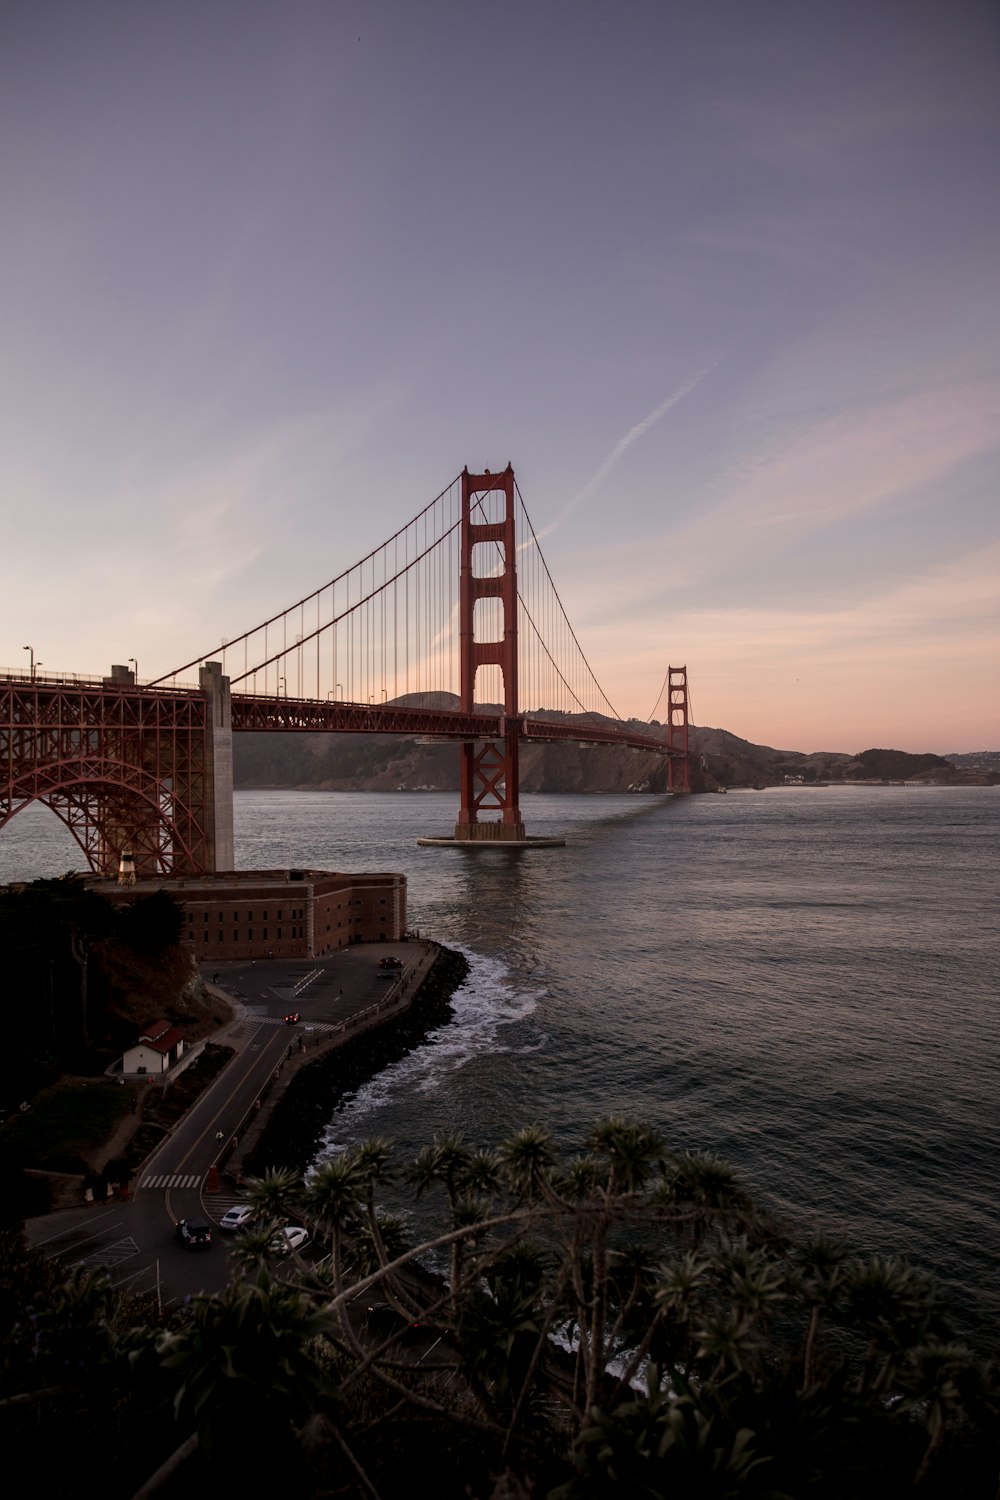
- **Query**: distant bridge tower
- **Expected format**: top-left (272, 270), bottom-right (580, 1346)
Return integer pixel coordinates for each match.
top-left (667, 665), bottom-right (690, 794)
top-left (454, 465), bottom-right (526, 842)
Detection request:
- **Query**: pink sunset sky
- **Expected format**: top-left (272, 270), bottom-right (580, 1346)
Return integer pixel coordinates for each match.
top-left (1, 1), bottom-right (998, 754)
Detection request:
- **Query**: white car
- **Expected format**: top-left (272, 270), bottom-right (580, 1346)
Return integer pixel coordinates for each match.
top-left (271, 1225), bottom-right (309, 1256)
top-left (219, 1205), bottom-right (255, 1233)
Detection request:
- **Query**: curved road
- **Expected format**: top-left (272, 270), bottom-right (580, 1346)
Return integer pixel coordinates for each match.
top-left (26, 944), bottom-right (423, 1304)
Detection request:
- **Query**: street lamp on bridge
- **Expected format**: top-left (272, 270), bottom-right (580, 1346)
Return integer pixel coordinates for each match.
top-left (128, 657), bottom-right (138, 684)
top-left (22, 645), bottom-right (35, 680)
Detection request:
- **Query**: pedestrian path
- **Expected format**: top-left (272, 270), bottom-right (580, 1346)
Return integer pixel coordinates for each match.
top-left (139, 1171), bottom-right (204, 1191)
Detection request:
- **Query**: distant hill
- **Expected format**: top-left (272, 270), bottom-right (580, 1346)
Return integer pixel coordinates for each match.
top-left (231, 695), bottom-right (998, 793)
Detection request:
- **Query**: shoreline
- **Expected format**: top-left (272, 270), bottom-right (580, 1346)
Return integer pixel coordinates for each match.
top-left (238, 944), bottom-right (469, 1179)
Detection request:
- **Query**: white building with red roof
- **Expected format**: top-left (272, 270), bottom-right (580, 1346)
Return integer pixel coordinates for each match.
top-left (121, 1019), bottom-right (186, 1076)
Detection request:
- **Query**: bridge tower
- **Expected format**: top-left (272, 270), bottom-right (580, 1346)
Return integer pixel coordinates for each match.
top-left (454, 465), bottom-right (526, 842)
top-left (667, 665), bottom-right (690, 793)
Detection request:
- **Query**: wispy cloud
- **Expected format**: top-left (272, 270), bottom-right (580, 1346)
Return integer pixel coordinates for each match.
top-left (537, 364), bottom-right (716, 540)
top-left (588, 540), bottom-right (1000, 749)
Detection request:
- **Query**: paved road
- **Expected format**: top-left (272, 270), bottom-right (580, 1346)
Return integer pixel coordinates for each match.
top-left (24, 943), bottom-right (423, 1306)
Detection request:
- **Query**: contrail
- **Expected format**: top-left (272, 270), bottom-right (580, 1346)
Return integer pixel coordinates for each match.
top-left (538, 364), bottom-right (714, 540)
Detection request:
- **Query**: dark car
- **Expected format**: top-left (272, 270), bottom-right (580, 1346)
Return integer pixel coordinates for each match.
top-left (365, 1301), bottom-right (420, 1338)
top-left (378, 957), bottom-right (403, 969)
top-left (284, 1011), bottom-right (301, 1024)
top-left (175, 1217), bottom-right (212, 1250)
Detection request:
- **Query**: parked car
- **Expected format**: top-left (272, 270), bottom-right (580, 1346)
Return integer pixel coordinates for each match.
top-left (218, 1205), bottom-right (255, 1233)
top-left (175, 1218), bottom-right (212, 1250)
top-left (270, 1225), bottom-right (309, 1256)
top-left (378, 956), bottom-right (403, 969)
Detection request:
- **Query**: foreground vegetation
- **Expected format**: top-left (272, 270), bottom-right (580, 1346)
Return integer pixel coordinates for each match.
top-left (2, 1119), bottom-right (997, 1498)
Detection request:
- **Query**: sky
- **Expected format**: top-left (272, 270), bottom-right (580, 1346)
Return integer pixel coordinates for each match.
top-left (1, 0), bottom-right (998, 753)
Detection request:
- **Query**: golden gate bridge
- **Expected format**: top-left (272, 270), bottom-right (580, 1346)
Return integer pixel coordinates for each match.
top-left (1, 467), bottom-right (690, 874)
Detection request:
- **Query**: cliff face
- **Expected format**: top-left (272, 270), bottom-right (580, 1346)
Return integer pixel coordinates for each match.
top-left (231, 697), bottom-right (992, 794)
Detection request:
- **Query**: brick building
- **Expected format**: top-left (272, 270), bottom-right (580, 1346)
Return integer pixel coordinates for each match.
top-left (92, 867), bottom-right (407, 961)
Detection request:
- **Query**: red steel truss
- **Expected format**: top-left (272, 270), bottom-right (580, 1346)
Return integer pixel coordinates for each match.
top-left (1, 674), bottom-right (688, 876)
top-left (229, 693), bottom-right (674, 754)
top-left (1, 677), bottom-right (210, 876)
top-left (666, 665), bottom-right (690, 794)
top-left (4, 454), bottom-right (693, 874)
top-left (454, 466), bottom-right (524, 840)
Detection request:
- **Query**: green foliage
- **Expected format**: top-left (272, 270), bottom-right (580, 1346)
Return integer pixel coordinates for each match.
top-left (0, 1079), bottom-right (135, 1168)
top-left (2, 1121), bottom-right (998, 1499)
top-left (116, 889), bottom-right (186, 954)
top-left (0, 876), bottom-right (191, 1111)
top-left (852, 748), bottom-right (951, 780)
top-left (156, 1271), bottom-right (335, 1455)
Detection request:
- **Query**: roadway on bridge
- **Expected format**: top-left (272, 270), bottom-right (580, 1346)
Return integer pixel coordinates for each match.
top-left (24, 943), bottom-right (424, 1306)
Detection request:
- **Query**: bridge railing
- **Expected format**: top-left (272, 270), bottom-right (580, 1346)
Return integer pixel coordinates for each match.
top-left (1, 668), bottom-right (203, 693)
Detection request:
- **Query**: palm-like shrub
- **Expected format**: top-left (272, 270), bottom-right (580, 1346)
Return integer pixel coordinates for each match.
top-left (4, 1122), bottom-right (995, 1498)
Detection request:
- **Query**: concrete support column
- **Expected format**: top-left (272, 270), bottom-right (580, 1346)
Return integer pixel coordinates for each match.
top-left (199, 662), bottom-right (234, 871)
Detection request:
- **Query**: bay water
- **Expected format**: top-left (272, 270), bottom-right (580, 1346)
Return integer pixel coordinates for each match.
top-left (4, 785), bottom-right (997, 1341)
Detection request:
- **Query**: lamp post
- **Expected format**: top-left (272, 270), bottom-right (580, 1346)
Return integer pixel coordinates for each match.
top-left (22, 645), bottom-right (34, 680)
top-left (128, 657), bottom-right (138, 685)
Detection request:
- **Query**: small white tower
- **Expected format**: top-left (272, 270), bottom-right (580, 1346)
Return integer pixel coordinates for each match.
top-left (117, 850), bottom-right (136, 888)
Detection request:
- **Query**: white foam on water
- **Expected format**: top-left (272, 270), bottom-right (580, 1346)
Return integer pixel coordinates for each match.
top-left (313, 948), bottom-right (543, 1161)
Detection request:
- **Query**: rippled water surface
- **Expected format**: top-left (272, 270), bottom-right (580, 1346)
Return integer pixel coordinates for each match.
top-left (4, 785), bottom-right (998, 1337)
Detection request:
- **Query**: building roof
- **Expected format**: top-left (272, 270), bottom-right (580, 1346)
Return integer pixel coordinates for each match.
top-left (136, 1021), bottom-right (184, 1053)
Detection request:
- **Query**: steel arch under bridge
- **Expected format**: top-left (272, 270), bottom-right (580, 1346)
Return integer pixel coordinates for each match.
top-left (0, 666), bottom-right (232, 877)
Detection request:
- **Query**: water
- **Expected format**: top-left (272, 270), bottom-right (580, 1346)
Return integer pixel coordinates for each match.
top-left (3, 785), bottom-right (998, 1339)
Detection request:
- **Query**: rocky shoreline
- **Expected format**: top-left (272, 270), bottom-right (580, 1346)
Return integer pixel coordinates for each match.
top-left (243, 944), bottom-right (470, 1177)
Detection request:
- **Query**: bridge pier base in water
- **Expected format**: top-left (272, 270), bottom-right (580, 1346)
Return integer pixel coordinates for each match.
top-left (417, 831), bottom-right (565, 848)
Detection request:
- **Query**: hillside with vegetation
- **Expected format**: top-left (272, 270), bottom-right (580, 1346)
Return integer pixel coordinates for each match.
top-left (232, 696), bottom-right (995, 793)
top-left (0, 878), bottom-right (226, 1111)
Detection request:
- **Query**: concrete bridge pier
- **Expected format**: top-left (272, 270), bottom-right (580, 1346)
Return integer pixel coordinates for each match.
top-left (199, 661), bottom-right (234, 873)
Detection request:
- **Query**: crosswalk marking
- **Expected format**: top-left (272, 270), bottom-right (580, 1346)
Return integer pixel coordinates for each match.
top-left (77, 1235), bottom-right (141, 1269)
top-left (140, 1172), bottom-right (204, 1190)
top-left (257, 1015), bottom-right (338, 1031)
top-left (291, 967), bottom-right (323, 995)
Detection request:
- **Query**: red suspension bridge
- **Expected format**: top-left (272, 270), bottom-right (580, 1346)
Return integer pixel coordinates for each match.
top-left (2, 467), bottom-right (690, 874)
